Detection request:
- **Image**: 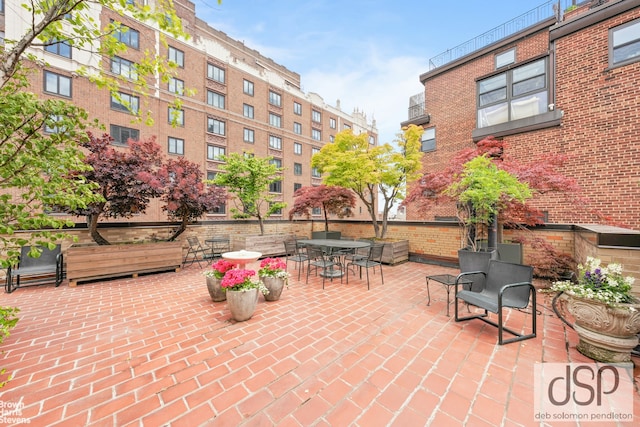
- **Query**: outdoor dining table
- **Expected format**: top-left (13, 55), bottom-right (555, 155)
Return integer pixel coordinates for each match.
top-left (296, 239), bottom-right (371, 278)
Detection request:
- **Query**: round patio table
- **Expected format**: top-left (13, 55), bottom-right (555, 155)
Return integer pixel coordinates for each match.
top-left (296, 239), bottom-right (371, 277)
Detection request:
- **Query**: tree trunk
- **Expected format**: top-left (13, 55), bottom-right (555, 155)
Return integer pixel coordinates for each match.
top-left (487, 212), bottom-right (497, 251)
top-left (167, 216), bottom-right (188, 241)
top-left (87, 213), bottom-right (110, 245)
top-left (322, 203), bottom-right (329, 231)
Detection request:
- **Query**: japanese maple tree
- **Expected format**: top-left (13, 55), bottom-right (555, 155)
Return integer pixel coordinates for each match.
top-left (289, 185), bottom-right (356, 231)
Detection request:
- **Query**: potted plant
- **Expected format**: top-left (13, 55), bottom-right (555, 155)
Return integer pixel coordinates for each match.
top-left (203, 259), bottom-right (236, 302)
top-left (289, 185), bottom-right (356, 240)
top-left (258, 257), bottom-right (290, 301)
top-left (220, 269), bottom-right (268, 321)
top-left (551, 257), bottom-right (640, 363)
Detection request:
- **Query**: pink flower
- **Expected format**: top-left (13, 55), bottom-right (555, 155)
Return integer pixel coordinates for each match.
top-left (220, 269), bottom-right (257, 290)
top-left (210, 259), bottom-right (235, 279)
top-left (259, 258), bottom-right (287, 277)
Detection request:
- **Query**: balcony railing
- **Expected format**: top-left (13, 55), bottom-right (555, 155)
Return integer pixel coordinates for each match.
top-left (428, 0), bottom-right (576, 71)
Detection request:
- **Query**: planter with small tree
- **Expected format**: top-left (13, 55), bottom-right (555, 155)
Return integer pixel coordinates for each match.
top-left (289, 184), bottom-right (356, 240)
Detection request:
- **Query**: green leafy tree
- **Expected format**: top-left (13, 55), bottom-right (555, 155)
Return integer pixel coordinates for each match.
top-left (212, 153), bottom-right (287, 235)
top-left (311, 125), bottom-right (424, 239)
top-left (0, 306), bottom-right (19, 388)
top-left (289, 185), bottom-right (356, 232)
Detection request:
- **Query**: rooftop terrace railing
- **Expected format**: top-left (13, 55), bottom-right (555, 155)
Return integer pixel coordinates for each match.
top-left (428, 0), bottom-right (577, 70)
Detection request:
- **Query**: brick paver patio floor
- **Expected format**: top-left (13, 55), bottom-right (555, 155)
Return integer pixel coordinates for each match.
top-left (1, 260), bottom-right (638, 426)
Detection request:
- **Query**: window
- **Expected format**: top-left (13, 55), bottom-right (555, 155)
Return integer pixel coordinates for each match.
top-left (207, 145), bottom-right (225, 160)
top-left (294, 163), bottom-right (302, 175)
top-left (111, 92), bottom-right (140, 114)
top-left (369, 135), bottom-right (375, 145)
top-left (112, 22), bottom-right (139, 49)
top-left (168, 107), bottom-right (184, 126)
top-left (110, 124), bottom-right (139, 145)
top-left (330, 135), bottom-right (335, 142)
top-left (207, 63), bottom-right (225, 83)
top-left (495, 48), bottom-right (515, 69)
top-left (111, 56), bottom-right (137, 79)
top-left (269, 90), bottom-right (282, 107)
top-left (312, 207), bottom-right (321, 215)
top-left (168, 46), bottom-right (184, 67)
top-left (44, 115), bottom-right (65, 134)
top-left (168, 137), bottom-right (184, 155)
top-left (312, 147), bottom-right (320, 156)
top-left (293, 101), bottom-right (302, 115)
top-left (243, 104), bottom-right (254, 119)
top-left (294, 142), bottom-right (302, 155)
top-left (269, 135), bottom-right (282, 150)
top-left (168, 77), bottom-right (184, 95)
top-left (244, 128), bottom-right (255, 143)
top-left (311, 129), bottom-right (321, 141)
top-left (311, 167), bottom-right (321, 178)
top-left (477, 58), bottom-right (547, 128)
top-left (293, 122), bottom-right (302, 134)
top-left (269, 113), bottom-right (281, 128)
top-left (44, 38), bottom-right (71, 58)
top-left (343, 123), bottom-right (351, 130)
top-left (44, 71), bottom-right (71, 97)
top-left (207, 118), bottom-right (225, 135)
top-left (207, 90), bottom-right (225, 109)
top-left (269, 178), bottom-right (282, 194)
top-left (329, 118), bottom-right (336, 129)
top-left (270, 203), bottom-right (282, 215)
top-left (270, 158), bottom-right (282, 168)
top-left (312, 110), bottom-right (321, 123)
top-left (294, 183), bottom-right (302, 192)
top-left (421, 128), bottom-right (436, 152)
top-left (243, 79), bottom-right (254, 96)
top-left (610, 19), bottom-right (640, 67)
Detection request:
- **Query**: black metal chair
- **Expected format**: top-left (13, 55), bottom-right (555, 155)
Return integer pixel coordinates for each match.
top-left (283, 239), bottom-right (308, 280)
top-left (5, 245), bottom-right (64, 293)
top-left (455, 260), bottom-right (535, 345)
top-left (346, 243), bottom-right (385, 289)
top-left (306, 246), bottom-right (342, 289)
top-left (183, 236), bottom-right (210, 268)
top-left (208, 235), bottom-right (230, 259)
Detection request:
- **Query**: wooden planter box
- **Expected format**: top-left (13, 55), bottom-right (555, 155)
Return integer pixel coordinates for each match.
top-left (380, 239), bottom-right (409, 265)
top-left (232, 234), bottom-right (294, 257)
top-left (66, 241), bottom-right (183, 287)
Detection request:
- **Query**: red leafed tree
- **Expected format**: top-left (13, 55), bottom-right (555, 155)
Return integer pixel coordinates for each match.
top-left (65, 133), bottom-right (165, 245)
top-left (158, 157), bottom-right (227, 241)
top-left (404, 136), bottom-right (586, 230)
top-left (289, 185), bottom-right (356, 231)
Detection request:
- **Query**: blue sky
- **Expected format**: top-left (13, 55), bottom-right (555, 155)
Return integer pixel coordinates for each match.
top-left (194, 0), bottom-right (553, 146)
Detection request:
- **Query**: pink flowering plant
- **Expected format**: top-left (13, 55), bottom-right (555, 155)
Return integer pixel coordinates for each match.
top-left (204, 259), bottom-right (235, 279)
top-left (258, 258), bottom-right (289, 279)
top-left (220, 269), bottom-right (268, 294)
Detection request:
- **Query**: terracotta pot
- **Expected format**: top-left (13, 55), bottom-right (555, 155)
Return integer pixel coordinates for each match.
top-left (226, 288), bottom-right (259, 321)
top-left (206, 276), bottom-right (226, 302)
top-left (261, 276), bottom-right (285, 301)
top-left (563, 294), bottom-right (640, 364)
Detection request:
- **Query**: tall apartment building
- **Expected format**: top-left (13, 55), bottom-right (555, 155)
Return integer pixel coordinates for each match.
top-left (0, 0), bottom-right (378, 223)
top-left (402, 0), bottom-right (640, 231)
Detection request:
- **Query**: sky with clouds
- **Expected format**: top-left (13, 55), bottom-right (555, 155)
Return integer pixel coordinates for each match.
top-left (193, 0), bottom-right (555, 146)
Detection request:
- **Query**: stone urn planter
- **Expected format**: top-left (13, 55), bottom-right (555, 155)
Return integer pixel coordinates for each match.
top-left (261, 276), bottom-right (285, 301)
top-left (206, 276), bottom-right (226, 302)
top-left (560, 293), bottom-right (640, 364)
top-left (226, 288), bottom-right (259, 321)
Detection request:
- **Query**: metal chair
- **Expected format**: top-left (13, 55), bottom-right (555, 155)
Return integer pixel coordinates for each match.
top-left (183, 236), bottom-right (210, 268)
top-left (455, 260), bottom-right (535, 345)
top-left (5, 245), bottom-right (64, 293)
top-left (346, 243), bottom-right (385, 289)
top-left (283, 239), bottom-right (308, 280)
top-left (306, 246), bottom-right (342, 289)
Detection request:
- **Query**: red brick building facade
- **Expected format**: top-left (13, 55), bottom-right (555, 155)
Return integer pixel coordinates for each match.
top-left (403, 0), bottom-right (640, 231)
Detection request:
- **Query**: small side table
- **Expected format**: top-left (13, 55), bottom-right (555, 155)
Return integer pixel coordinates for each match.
top-left (425, 274), bottom-right (473, 316)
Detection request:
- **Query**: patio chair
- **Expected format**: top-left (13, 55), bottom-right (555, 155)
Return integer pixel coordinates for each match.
top-left (207, 235), bottom-right (230, 259)
top-left (5, 245), bottom-right (64, 293)
top-left (283, 239), bottom-right (308, 280)
top-left (454, 260), bottom-right (535, 345)
top-left (346, 243), bottom-right (385, 289)
top-left (306, 246), bottom-right (342, 289)
top-left (183, 236), bottom-right (210, 268)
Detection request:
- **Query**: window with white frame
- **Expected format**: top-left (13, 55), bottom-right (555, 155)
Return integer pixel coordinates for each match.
top-left (111, 92), bottom-right (139, 114)
top-left (207, 145), bottom-right (225, 160)
top-left (269, 113), bottom-right (281, 128)
top-left (270, 158), bottom-right (282, 168)
top-left (330, 135), bottom-right (335, 142)
top-left (329, 118), bottom-right (336, 129)
top-left (207, 90), bottom-right (225, 109)
top-left (269, 90), bottom-right (282, 107)
top-left (111, 56), bottom-right (137, 79)
top-left (293, 122), bottom-right (302, 134)
top-left (312, 147), bottom-right (320, 156)
top-left (110, 124), bottom-right (139, 145)
top-left (369, 135), bottom-right (375, 145)
top-left (112, 21), bottom-right (139, 49)
top-left (343, 123), bottom-right (351, 130)
top-left (610, 19), bottom-right (640, 67)
top-left (168, 107), bottom-right (184, 126)
top-left (244, 128), bottom-right (255, 143)
top-left (294, 142), bottom-right (302, 155)
top-left (44, 38), bottom-right (71, 58)
top-left (311, 128), bottom-right (321, 141)
top-left (168, 137), bottom-right (184, 155)
top-left (294, 163), bottom-right (302, 175)
top-left (293, 101), bottom-right (302, 115)
top-left (207, 63), bottom-right (225, 83)
top-left (495, 48), bottom-right (515, 69)
top-left (477, 57), bottom-right (548, 128)
top-left (168, 77), bottom-right (184, 95)
top-left (44, 71), bottom-right (71, 97)
top-left (421, 128), bottom-right (436, 152)
top-left (269, 135), bottom-right (282, 150)
top-left (207, 118), bottom-right (225, 135)
top-left (168, 46), bottom-right (184, 67)
top-left (243, 104), bottom-right (254, 119)
top-left (311, 167), bottom-right (321, 178)
top-left (312, 110), bottom-right (321, 123)
top-left (243, 79), bottom-right (254, 96)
